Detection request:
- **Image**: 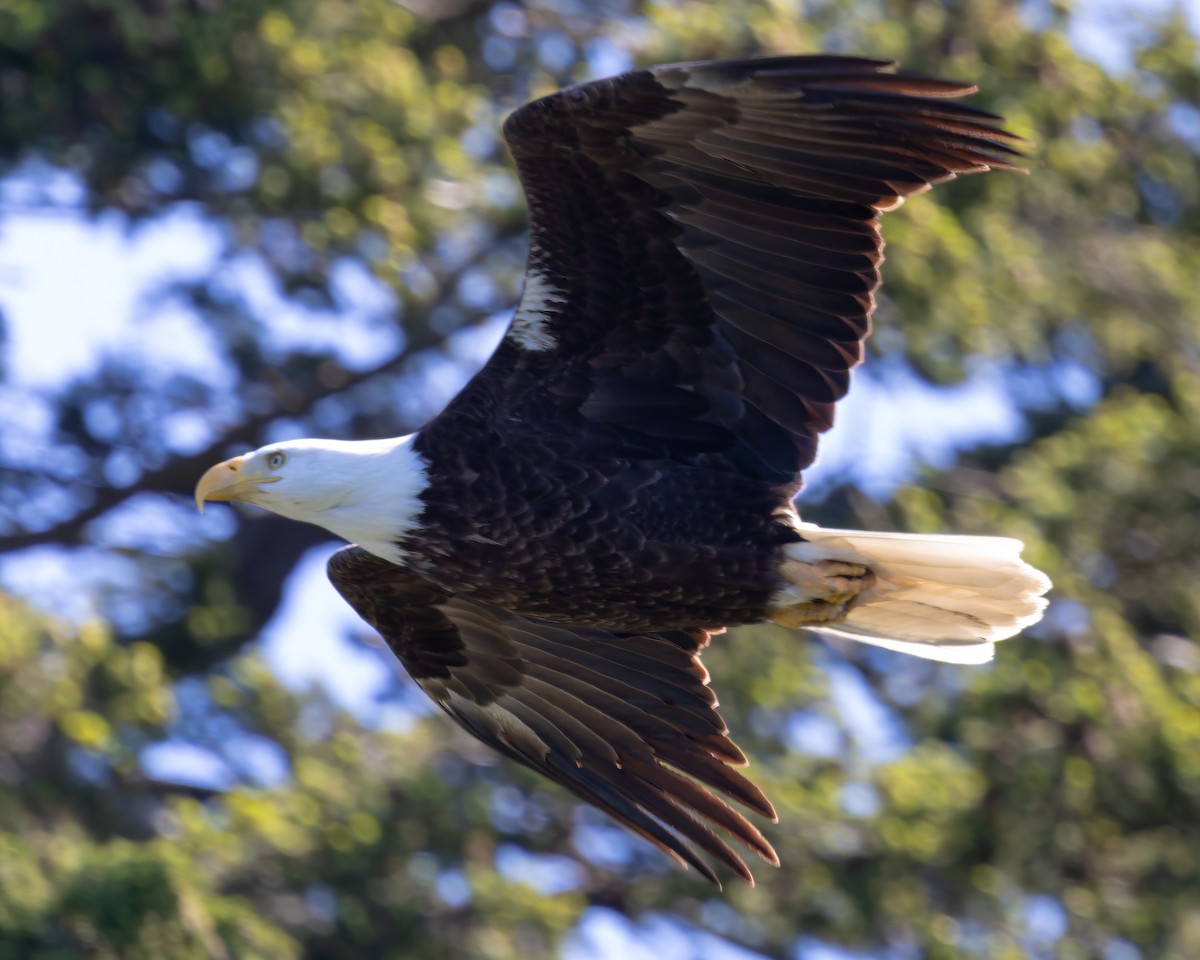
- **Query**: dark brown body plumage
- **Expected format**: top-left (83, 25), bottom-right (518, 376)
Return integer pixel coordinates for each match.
top-left (325, 56), bottom-right (1021, 884)
top-left (408, 344), bottom-right (800, 631)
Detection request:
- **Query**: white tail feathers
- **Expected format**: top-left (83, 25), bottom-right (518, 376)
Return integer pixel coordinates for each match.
top-left (786, 524), bottom-right (1052, 664)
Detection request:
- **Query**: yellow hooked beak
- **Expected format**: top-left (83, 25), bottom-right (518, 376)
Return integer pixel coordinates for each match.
top-left (194, 455), bottom-right (280, 513)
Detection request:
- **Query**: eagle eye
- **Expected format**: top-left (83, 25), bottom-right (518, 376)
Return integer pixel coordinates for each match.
top-left (267, 451), bottom-right (287, 470)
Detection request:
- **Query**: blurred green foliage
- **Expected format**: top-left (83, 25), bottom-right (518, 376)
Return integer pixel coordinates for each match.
top-left (1, 0), bottom-right (1199, 957)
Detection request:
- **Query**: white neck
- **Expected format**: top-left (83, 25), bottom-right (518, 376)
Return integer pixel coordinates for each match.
top-left (266, 435), bottom-right (428, 564)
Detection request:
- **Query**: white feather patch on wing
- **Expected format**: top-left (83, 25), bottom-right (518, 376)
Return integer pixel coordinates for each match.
top-left (508, 265), bottom-right (563, 351)
top-left (442, 690), bottom-right (554, 760)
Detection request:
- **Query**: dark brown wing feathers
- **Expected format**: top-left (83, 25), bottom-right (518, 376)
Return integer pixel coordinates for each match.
top-left (328, 546), bottom-right (777, 886)
top-left (500, 55), bottom-right (1018, 484)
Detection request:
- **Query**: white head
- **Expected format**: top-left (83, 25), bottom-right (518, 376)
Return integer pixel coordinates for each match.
top-left (194, 436), bottom-right (428, 564)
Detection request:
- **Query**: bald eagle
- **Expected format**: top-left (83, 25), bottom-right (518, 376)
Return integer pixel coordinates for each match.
top-left (196, 56), bottom-right (1049, 885)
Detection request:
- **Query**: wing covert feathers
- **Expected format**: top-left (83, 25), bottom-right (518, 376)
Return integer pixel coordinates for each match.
top-left (327, 546), bottom-right (776, 886)
top-left (789, 524), bottom-right (1051, 663)
top-left (501, 55), bottom-right (1021, 483)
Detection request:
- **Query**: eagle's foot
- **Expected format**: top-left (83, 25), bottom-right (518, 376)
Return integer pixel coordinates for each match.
top-left (778, 557), bottom-right (873, 605)
top-left (772, 598), bottom-right (853, 628)
top-left (770, 558), bottom-right (874, 629)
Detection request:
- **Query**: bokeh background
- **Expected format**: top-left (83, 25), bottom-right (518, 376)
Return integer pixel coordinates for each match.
top-left (1, 0), bottom-right (1199, 957)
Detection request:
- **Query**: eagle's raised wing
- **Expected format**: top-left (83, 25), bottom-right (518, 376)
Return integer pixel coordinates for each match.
top-left (327, 546), bottom-right (778, 885)
top-left (458, 56), bottom-right (1020, 485)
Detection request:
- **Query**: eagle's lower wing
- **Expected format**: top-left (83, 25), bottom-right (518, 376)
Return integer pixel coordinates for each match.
top-left (327, 546), bottom-right (777, 885)
top-left (485, 56), bottom-right (1020, 484)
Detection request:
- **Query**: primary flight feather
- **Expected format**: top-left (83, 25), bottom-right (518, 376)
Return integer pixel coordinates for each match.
top-left (196, 55), bottom-right (1050, 886)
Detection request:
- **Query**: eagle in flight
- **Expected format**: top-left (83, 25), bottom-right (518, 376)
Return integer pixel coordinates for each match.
top-left (196, 56), bottom-right (1050, 885)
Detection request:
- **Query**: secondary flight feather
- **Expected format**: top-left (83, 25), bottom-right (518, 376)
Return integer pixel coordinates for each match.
top-left (196, 56), bottom-right (1050, 886)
